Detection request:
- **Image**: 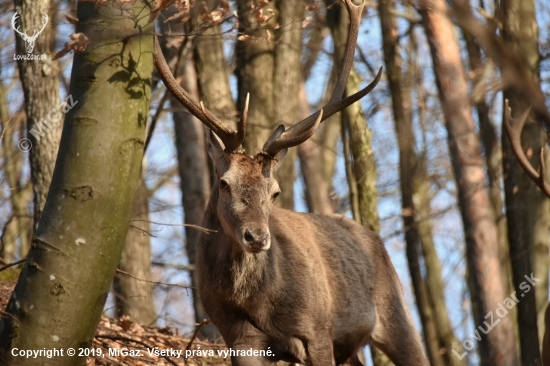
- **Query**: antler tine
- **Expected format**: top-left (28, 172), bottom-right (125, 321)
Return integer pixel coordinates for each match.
top-left (503, 99), bottom-right (550, 197)
top-left (35, 14), bottom-right (48, 38)
top-left (154, 37), bottom-right (244, 152)
top-left (329, 0), bottom-right (365, 104)
top-left (263, 110), bottom-right (324, 157)
top-left (237, 93), bottom-right (249, 149)
top-left (263, 0), bottom-right (382, 157)
top-left (12, 12), bottom-right (26, 37)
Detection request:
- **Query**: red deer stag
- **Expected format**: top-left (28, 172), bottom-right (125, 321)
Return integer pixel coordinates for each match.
top-left (154, 0), bottom-right (429, 364)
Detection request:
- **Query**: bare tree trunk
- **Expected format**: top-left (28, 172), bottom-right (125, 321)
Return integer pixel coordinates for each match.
top-left (236, 0), bottom-right (276, 159)
top-left (13, 0), bottom-right (61, 234)
top-left (236, 0), bottom-right (302, 209)
top-left (415, 158), bottom-right (464, 366)
top-left (158, 15), bottom-right (218, 339)
top-left (193, 1), bottom-right (237, 128)
top-left (0, 80), bottom-right (32, 262)
top-left (273, 0), bottom-right (305, 209)
top-left (500, 0), bottom-right (547, 362)
top-left (459, 10), bottom-right (514, 314)
top-left (419, 1), bottom-right (519, 364)
top-left (0, 1), bottom-right (153, 363)
top-left (298, 13), bottom-right (338, 214)
top-left (379, 1), bottom-right (462, 364)
top-left (298, 75), bottom-right (339, 215)
top-left (113, 178), bottom-right (156, 325)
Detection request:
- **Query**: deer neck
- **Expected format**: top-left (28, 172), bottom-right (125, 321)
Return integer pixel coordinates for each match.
top-left (203, 189), bottom-right (271, 304)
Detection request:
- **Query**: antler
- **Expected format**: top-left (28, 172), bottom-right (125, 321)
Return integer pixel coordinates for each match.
top-left (503, 99), bottom-right (550, 197)
top-left (262, 0), bottom-right (382, 158)
top-left (153, 37), bottom-right (247, 152)
top-left (11, 12), bottom-right (27, 39)
top-left (30, 14), bottom-right (49, 41)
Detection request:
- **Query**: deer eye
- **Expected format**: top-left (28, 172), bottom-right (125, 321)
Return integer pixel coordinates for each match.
top-left (272, 191), bottom-right (280, 201)
top-left (219, 179), bottom-right (229, 190)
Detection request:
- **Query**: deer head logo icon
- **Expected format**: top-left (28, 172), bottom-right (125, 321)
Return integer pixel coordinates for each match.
top-left (11, 11), bottom-right (49, 54)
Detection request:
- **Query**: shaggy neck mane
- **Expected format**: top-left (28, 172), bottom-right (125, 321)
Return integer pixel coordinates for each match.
top-left (204, 183), bottom-right (270, 304)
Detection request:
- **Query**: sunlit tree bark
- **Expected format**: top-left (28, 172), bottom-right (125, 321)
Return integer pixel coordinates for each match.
top-left (298, 12), bottom-right (339, 214)
top-left (0, 2), bottom-right (153, 363)
top-left (13, 0), bottom-right (61, 234)
top-left (113, 178), bottom-right (156, 325)
top-left (419, 0), bottom-right (518, 364)
top-left (0, 80), bottom-right (32, 262)
top-left (298, 80), bottom-right (339, 215)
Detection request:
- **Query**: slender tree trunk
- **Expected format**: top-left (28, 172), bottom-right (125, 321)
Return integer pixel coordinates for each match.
top-left (13, 0), bottom-right (61, 233)
top-left (0, 122), bottom-right (32, 263)
top-left (414, 159), bottom-right (464, 366)
top-left (298, 10), bottom-right (339, 213)
top-left (419, 1), bottom-right (518, 364)
top-left (500, 0), bottom-right (547, 362)
top-left (0, 81), bottom-right (32, 262)
top-left (461, 16), bottom-right (513, 305)
top-left (298, 73), bottom-right (339, 215)
top-left (379, 1), bottom-right (462, 364)
top-left (0, 2), bottom-right (153, 363)
top-left (158, 14), bottom-right (219, 339)
top-left (113, 177), bottom-right (156, 325)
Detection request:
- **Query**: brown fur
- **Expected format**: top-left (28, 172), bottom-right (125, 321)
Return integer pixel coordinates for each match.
top-left (196, 139), bottom-right (429, 366)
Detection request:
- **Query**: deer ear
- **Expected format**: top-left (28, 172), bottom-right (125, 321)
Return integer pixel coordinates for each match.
top-left (207, 129), bottom-right (225, 163)
top-left (272, 149), bottom-right (288, 170)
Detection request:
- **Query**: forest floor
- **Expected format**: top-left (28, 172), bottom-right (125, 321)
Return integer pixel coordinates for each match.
top-left (0, 282), bottom-right (231, 365)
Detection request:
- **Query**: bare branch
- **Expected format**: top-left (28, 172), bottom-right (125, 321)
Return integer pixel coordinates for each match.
top-left (131, 219), bottom-right (216, 234)
top-left (115, 269), bottom-right (194, 290)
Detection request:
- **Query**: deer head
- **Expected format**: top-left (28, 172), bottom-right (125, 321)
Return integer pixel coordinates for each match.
top-left (12, 11), bottom-right (49, 54)
top-left (154, 0), bottom-right (381, 253)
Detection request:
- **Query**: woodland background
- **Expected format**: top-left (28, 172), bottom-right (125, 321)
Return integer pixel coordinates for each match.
top-left (0, 0), bottom-right (549, 365)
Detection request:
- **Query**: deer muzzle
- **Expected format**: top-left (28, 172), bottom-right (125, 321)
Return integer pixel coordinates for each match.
top-left (241, 227), bottom-right (271, 252)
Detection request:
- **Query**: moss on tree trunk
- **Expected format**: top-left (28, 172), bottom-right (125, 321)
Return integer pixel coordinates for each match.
top-left (0, 1), bottom-right (153, 364)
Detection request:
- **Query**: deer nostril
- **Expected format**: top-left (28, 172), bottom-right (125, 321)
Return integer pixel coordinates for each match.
top-left (244, 230), bottom-right (255, 244)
